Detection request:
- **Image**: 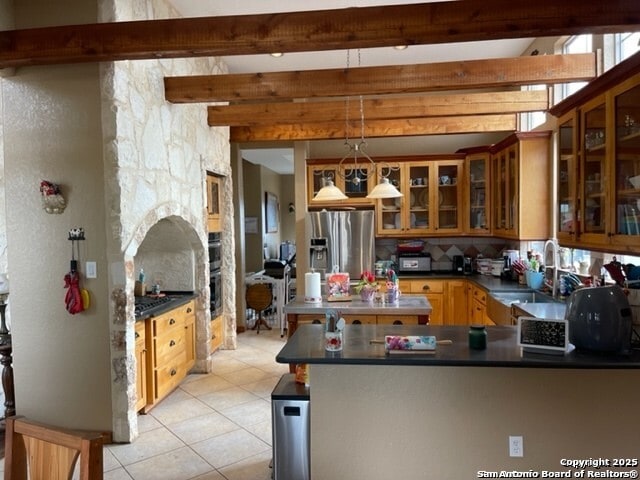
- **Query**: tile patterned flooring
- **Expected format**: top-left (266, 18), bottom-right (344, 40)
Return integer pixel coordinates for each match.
top-left (1, 327), bottom-right (290, 480)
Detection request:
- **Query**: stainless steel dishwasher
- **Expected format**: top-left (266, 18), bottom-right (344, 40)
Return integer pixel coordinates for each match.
top-left (272, 374), bottom-right (310, 480)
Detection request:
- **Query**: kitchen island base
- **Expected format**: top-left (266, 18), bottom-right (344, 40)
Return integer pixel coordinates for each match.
top-left (308, 364), bottom-right (639, 479)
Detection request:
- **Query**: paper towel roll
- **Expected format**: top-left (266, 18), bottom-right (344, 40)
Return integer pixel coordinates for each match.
top-left (304, 272), bottom-right (322, 303)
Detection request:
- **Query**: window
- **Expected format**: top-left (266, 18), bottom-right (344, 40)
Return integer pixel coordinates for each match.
top-left (560, 34), bottom-right (593, 100)
top-left (615, 32), bottom-right (640, 63)
top-left (521, 84), bottom-right (547, 131)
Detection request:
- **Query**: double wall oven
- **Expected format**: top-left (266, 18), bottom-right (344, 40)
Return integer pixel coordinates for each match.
top-left (209, 232), bottom-right (222, 315)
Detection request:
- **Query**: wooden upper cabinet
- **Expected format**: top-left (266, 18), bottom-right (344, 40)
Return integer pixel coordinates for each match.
top-left (307, 159), bottom-right (375, 207)
top-left (462, 151), bottom-right (491, 235)
top-left (490, 132), bottom-right (551, 241)
top-left (550, 55), bottom-right (640, 253)
top-left (206, 173), bottom-right (222, 232)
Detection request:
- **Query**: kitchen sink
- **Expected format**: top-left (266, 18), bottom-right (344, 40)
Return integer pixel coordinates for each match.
top-left (486, 290), bottom-right (558, 325)
top-left (490, 291), bottom-right (557, 305)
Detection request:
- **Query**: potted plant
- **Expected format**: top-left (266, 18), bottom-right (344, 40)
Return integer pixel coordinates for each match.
top-left (355, 270), bottom-right (378, 302)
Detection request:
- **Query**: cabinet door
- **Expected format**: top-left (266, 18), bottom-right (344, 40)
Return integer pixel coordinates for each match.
top-left (135, 321), bottom-right (147, 412)
top-left (612, 77), bottom-right (640, 245)
top-left (185, 315), bottom-right (195, 370)
top-left (425, 294), bottom-right (444, 325)
top-left (210, 315), bottom-right (223, 352)
top-left (206, 173), bottom-right (222, 232)
top-left (557, 112), bottom-right (579, 243)
top-left (465, 153), bottom-right (490, 234)
top-left (492, 149), bottom-right (508, 234)
top-left (445, 280), bottom-right (468, 325)
top-left (580, 95), bottom-right (608, 245)
top-left (343, 314), bottom-right (376, 325)
top-left (435, 161), bottom-right (464, 233)
top-left (377, 163), bottom-right (405, 235)
top-left (308, 162), bottom-right (375, 206)
top-left (406, 163), bottom-right (431, 233)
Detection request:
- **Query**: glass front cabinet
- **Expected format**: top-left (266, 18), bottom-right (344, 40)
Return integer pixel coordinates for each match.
top-left (376, 158), bottom-right (464, 236)
top-left (464, 151), bottom-right (490, 234)
top-left (612, 76), bottom-right (640, 247)
top-left (551, 60), bottom-right (640, 252)
top-left (306, 160), bottom-right (375, 207)
top-left (556, 112), bottom-right (579, 244)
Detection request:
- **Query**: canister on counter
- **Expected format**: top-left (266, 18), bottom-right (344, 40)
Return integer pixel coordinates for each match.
top-left (469, 325), bottom-right (487, 350)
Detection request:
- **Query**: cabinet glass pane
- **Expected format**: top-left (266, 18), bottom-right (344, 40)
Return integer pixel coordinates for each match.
top-left (614, 84), bottom-right (640, 236)
top-left (409, 164), bottom-right (429, 229)
top-left (209, 179), bottom-right (219, 215)
top-left (379, 166), bottom-right (403, 231)
top-left (582, 103), bottom-right (606, 234)
top-left (343, 164), bottom-right (371, 198)
top-left (438, 164), bottom-right (458, 229)
top-left (507, 147), bottom-right (517, 231)
top-left (558, 118), bottom-right (576, 234)
top-left (469, 158), bottom-right (487, 230)
top-left (311, 168), bottom-right (337, 197)
top-left (493, 154), bottom-right (506, 230)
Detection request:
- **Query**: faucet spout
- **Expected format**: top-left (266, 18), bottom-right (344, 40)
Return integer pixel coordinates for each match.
top-left (543, 238), bottom-right (559, 299)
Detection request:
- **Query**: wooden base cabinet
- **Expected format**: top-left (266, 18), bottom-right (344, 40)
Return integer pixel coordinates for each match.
top-left (210, 314), bottom-right (223, 352)
top-left (135, 321), bottom-right (147, 412)
top-left (446, 280), bottom-right (468, 326)
top-left (407, 279), bottom-right (444, 325)
top-left (140, 300), bottom-right (196, 413)
top-left (468, 284), bottom-right (493, 326)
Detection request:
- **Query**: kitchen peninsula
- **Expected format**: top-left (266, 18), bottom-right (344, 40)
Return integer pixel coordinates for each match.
top-left (276, 324), bottom-right (640, 479)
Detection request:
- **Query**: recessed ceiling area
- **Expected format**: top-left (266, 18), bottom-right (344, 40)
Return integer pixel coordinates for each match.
top-left (242, 148), bottom-right (295, 175)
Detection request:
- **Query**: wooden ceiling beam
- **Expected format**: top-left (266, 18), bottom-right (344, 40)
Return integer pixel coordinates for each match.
top-left (167, 54), bottom-right (594, 103)
top-left (230, 114), bottom-right (517, 142)
top-left (208, 90), bottom-right (548, 126)
top-left (1, 0), bottom-right (638, 68)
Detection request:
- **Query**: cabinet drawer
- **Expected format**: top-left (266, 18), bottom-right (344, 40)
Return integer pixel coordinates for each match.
top-left (154, 331), bottom-right (186, 366)
top-left (297, 314), bottom-right (326, 325)
top-left (471, 286), bottom-right (487, 304)
top-left (154, 361), bottom-right (186, 400)
top-left (135, 320), bottom-right (146, 347)
top-left (210, 315), bottom-right (223, 352)
top-left (409, 279), bottom-right (444, 294)
top-left (377, 315), bottom-right (419, 325)
top-left (343, 314), bottom-right (376, 325)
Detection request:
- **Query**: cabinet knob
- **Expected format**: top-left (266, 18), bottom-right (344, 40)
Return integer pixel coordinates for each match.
top-left (169, 318), bottom-right (176, 325)
top-left (169, 340), bottom-right (176, 347)
top-left (170, 369), bottom-right (177, 376)
top-left (187, 307), bottom-right (192, 313)
top-left (135, 332), bottom-right (140, 339)
top-left (422, 285), bottom-right (430, 291)
top-left (392, 320), bottom-right (404, 325)
top-left (211, 334), bottom-right (217, 340)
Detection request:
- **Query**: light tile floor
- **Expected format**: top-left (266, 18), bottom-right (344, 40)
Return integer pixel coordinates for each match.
top-left (2, 326), bottom-right (290, 480)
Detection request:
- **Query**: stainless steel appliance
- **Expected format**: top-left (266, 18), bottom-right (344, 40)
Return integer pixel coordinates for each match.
top-left (309, 237), bottom-right (328, 276)
top-left (272, 374), bottom-right (310, 480)
top-left (565, 285), bottom-right (633, 354)
top-left (208, 232), bottom-right (222, 315)
top-left (463, 256), bottom-right (473, 275)
top-left (398, 253), bottom-right (432, 273)
top-left (306, 211), bottom-right (375, 279)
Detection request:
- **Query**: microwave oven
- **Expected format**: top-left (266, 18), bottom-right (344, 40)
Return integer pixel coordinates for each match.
top-left (397, 254), bottom-right (431, 273)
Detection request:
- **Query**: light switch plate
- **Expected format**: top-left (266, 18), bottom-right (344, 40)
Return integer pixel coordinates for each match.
top-left (86, 261), bottom-right (97, 278)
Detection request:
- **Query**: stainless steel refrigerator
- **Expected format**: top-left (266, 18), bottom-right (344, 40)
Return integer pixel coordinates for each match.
top-left (306, 210), bottom-right (375, 279)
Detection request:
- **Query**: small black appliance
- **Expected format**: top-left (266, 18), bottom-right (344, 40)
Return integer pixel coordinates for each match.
top-left (452, 255), bottom-right (464, 274)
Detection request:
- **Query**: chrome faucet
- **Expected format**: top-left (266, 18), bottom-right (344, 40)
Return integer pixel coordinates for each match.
top-left (543, 238), bottom-right (560, 299)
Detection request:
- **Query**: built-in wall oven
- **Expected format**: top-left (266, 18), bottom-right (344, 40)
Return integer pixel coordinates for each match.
top-left (209, 232), bottom-right (222, 315)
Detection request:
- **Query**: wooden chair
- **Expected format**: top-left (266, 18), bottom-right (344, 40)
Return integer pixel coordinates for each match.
top-left (246, 283), bottom-right (273, 333)
top-left (4, 415), bottom-right (104, 480)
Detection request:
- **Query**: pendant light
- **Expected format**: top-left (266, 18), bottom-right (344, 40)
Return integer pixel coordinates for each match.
top-left (312, 50), bottom-right (402, 201)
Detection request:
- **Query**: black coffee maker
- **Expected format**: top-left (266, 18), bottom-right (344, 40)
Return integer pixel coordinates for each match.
top-left (452, 255), bottom-right (464, 274)
top-left (500, 255), bottom-right (512, 280)
top-left (463, 256), bottom-right (473, 275)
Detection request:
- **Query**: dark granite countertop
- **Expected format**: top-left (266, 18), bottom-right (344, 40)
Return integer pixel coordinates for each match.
top-left (134, 292), bottom-right (198, 321)
top-left (276, 324), bottom-right (640, 369)
top-left (283, 295), bottom-right (431, 315)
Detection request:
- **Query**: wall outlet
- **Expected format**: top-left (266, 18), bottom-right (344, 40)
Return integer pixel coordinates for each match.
top-left (86, 261), bottom-right (97, 279)
top-left (509, 435), bottom-right (524, 457)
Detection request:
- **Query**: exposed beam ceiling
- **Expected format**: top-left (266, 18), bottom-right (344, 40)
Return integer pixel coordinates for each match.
top-left (230, 114), bottom-right (518, 142)
top-left (166, 53), bottom-right (595, 103)
top-left (0, 0), bottom-right (638, 69)
top-left (208, 91), bottom-right (549, 126)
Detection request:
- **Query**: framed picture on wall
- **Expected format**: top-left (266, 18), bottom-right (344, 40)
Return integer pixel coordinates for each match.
top-left (265, 192), bottom-right (279, 233)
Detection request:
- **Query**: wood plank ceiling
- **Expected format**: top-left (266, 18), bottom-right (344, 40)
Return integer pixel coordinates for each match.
top-left (1, 0), bottom-right (639, 142)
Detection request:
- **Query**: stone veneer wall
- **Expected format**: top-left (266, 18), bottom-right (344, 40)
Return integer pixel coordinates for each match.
top-left (101, 0), bottom-right (233, 441)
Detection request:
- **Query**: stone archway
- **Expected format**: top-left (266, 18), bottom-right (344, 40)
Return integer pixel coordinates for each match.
top-left (110, 203), bottom-right (208, 442)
